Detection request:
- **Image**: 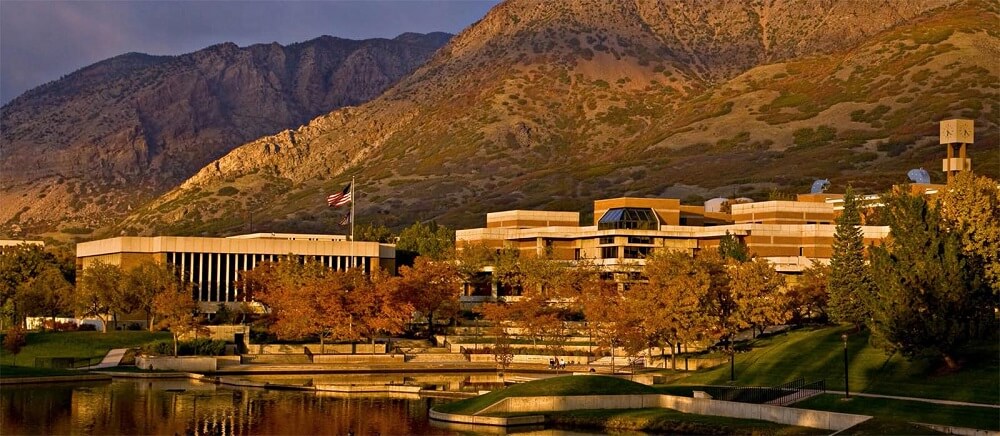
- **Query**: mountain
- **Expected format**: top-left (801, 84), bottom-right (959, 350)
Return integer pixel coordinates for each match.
top-left (116, 0), bottom-right (1000, 236)
top-left (0, 32), bottom-right (452, 237)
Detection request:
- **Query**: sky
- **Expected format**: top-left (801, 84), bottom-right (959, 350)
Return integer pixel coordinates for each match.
top-left (0, 0), bottom-right (499, 105)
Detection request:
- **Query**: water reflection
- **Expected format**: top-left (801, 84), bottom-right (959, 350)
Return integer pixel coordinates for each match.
top-left (2, 379), bottom-right (453, 435)
top-left (1, 378), bottom-right (613, 435)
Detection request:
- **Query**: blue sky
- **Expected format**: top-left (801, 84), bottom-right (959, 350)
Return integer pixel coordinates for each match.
top-left (0, 0), bottom-right (498, 105)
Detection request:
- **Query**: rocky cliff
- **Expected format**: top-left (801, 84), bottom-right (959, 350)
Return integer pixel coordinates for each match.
top-left (0, 32), bottom-right (451, 236)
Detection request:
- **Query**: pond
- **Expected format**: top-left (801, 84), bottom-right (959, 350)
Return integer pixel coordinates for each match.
top-left (0, 377), bottom-right (608, 435)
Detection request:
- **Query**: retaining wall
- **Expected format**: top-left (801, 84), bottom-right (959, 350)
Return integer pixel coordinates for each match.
top-left (252, 343), bottom-right (384, 354)
top-left (136, 356), bottom-right (218, 372)
top-left (312, 354), bottom-right (404, 364)
top-left (428, 409), bottom-right (545, 427)
top-left (476, 394), bottom-right (870, 431)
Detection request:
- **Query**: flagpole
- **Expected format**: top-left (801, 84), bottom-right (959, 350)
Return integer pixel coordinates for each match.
top-left (350, 175), bottom-right (356, 268)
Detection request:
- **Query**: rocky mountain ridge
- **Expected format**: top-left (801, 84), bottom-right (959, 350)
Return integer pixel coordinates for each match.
top-left (0, 32), bottom-right (452, 236)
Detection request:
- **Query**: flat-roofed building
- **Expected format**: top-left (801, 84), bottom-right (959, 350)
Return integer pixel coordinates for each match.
top-left (456, 195), bottom-right (891, 302)
top-left (77, 233), bottom-right (395, 312)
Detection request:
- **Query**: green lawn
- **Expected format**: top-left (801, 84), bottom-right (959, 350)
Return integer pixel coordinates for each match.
top-left (0, 331), bottom-right (170, 367)
top-left (670, 325), bottom-right (999, 404)
top-left (838, 417), bottom-right (944, 435)
top-left (435, 375), bottom-right (656, 414)
top-left (543, 408), bottom-right (828, 435)
top-left (796, 394), bottom-right (999, 431)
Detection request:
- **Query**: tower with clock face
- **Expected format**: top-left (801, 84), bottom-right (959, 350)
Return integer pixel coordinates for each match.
top-left (940, 119), bottom-right (973, 183)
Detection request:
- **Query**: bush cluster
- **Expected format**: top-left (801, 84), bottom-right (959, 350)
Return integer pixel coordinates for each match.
top-left (141, 338), bottom-right (227, 356)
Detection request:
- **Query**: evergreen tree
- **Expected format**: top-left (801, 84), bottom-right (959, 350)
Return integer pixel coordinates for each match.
top-left (827, 186), bottom-right (870, 328)
top-left (867, 191), bottom-right (991, 369)
top-left (718, 231), bottom-right (749, 262)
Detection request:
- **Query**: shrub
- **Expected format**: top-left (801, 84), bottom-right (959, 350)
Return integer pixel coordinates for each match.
top-left (141, 338), bottom-right (227, 356)
top-left (217, 186), bottom-right (240, 196)
top-left (3, 326), bottom-right (27, 354)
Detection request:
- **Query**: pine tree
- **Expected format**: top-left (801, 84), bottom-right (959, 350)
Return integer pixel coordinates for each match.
top-left (867, 191), bottom-right (991, 369)
top-left (827, 186), bottom-right (871, 328)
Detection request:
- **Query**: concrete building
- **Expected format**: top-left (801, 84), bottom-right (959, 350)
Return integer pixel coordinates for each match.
top-left (455, 192), bottom-right (903, 301)
top-left (76, 233), bottom-right (395, 312)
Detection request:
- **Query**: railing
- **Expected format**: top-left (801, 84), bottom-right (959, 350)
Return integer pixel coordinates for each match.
top-left (34, 356), bottom-right (104, 369)
top-left (704, 378), bottom-right (826, 405)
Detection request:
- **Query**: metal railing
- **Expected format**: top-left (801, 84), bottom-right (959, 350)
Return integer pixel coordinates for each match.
top-left (704, 378), bottom-right (826, 405)
top-left (34, 356), bottom-right (103, 369)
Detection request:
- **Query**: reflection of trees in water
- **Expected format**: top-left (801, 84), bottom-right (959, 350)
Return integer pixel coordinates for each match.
top-left (2, 380), bottom-right (455, 435)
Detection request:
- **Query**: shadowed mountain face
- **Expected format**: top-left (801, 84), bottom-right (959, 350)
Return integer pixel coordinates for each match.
top-left (0, 32), bottom-right (451, 235)
top-left (18, 0), bottom-right (1000, 238)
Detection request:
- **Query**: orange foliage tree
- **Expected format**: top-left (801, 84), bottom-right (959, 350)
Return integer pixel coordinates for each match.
top-left (398, 257), bottom-right (461, 338)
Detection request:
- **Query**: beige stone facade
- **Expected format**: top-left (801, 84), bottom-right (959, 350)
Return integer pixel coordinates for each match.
top-left (456, 195), bottom-right (894, 299)
top-left (77, 234), bottom-right (395, 311)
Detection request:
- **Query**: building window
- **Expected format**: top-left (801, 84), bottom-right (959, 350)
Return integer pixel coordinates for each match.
top-left (574, 249), bottom-right (581, 260)
top-left (597, 208), bottom-right (659, 230)
top-left (599, 236), bottom-right (615, 245)
top-left (627, 236), bottom-right (652, 245)
top-left (624, 246), bottom-right (652, 259)
top-left (601, 247), bottom-right (618, 259)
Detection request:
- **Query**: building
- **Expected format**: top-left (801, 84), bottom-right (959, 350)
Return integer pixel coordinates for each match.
top-left (76, 233), bottom-right (395, 312)
top-left (455, 193), bottom-right (901, 301)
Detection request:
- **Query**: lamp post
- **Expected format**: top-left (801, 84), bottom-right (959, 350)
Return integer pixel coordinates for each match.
top-left (842, 333), bottom-right (850, 398)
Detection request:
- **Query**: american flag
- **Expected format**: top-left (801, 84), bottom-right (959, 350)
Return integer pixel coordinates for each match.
top-left (327, 182), bottom-right (352, 207)
top-left (339, 214), bottom-right (351, 226)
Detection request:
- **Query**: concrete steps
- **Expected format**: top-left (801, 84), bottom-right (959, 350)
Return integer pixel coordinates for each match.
top-left (406, 353), bottom-right (468, 363)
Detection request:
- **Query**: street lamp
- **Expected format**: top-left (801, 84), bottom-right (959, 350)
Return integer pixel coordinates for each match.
top-left (842, 333), bottom-right (850, 398)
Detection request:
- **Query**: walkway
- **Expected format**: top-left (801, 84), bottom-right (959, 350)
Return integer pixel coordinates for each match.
top-left (826, 390), bottom-right (1000, 409)
top-left (77, 348), bottom-right (128, 370)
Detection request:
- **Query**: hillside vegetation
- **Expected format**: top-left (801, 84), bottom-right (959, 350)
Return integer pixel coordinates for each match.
top-left (110, 0), bottom-right (999, 237)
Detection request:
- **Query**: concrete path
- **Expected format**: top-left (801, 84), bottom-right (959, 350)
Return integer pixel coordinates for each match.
top-left (78, 348), bottom-right (128, 370)
top-left (826, 390), bottom-right (1000, 409)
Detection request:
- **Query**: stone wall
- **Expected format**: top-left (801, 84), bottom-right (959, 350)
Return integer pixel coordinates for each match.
top-left (475, 394), bottom-right (870, 431)
top-left (136, 356), bottom-right (218, 372)
top-left (251, 343), bottom-right (385, 354)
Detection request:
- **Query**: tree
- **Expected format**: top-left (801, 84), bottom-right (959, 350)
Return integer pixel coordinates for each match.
top-left (867, 191), bottom-right (992, 369)
top-left (76, 261), bottom-right (124, 333)
top-left (828, 186), bottom-right (871, 328)
top-left (729, 257), bottom-right (788, 337)
top-left (580, 277), bottom-right (627, 373)
top-left (125, 261), bottom-right (179, 331)
top-left (398, 257), bottom-right (461, 338)
top-left (152, 285), bottom-right (202, 357)
top-left (251, 259), bottom-right (355, 353)
top-left (355, 223), bottom-right (396, 243)
top-left (0, 243), bottom-right (63, 329)
top-left (938, 172), bottom-right (1000, 294)
top-left (396, 221), bottom-right (455, 263)
top-left (476, 302), bottom-right (514, 375)
top-left (718, 231), bottom-right (749, 262)
top-left (348, 269), bottom-right (413, 348)
top-left (15, 266), bottom-right (72, 329)
top-left (634, 250), bottom-right (712, 370)
top-left (786, 262), bottom-right (830, 324)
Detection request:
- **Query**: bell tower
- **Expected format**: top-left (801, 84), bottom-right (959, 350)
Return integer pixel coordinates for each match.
top-left (939, 119), bottom-right (973, 183)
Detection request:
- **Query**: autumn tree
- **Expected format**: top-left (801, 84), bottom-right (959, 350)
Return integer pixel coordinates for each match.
top-left (476, 302), bottom-right (515, 375)
top-left (354, 223), bottom-right (396, 243)
top-left (867, 191), bottom-right (993, 369)
top-left (634, 250), bottom-right (712, 369)
top-left (76, 261), bottom-right (124, 333)
top-left (397, 256), bottom-right (462, 338)
top-left (580, 277), bottom-right (627, 373)
top-left (938, 172), bottom-right (1000, 294)
top-left (251, 259), bottom-right (355, 353)
top-left (730, 257), bottom-right (788, 337)
top-left (153, 284), bottom-right (202, 357)
top-left (347, 269), bottom-right (413, 348)
top-left (125, 261), bottom-right (180, 331)
top-left (828, 186), bottom-right (871, 328)
top-left (785, 262), bottom-right (830, 324)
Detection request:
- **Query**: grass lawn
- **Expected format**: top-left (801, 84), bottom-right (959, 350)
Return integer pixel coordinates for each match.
top-left (838, 417), bottom-right (944, 435)
top-left (670, 325), bottom-right (999, 404)
top-left (543, 408), bottom-right (828, 435)
top-left (0, 365), bottom-right (82, 378)
top-left (795, 394), bottom-right (1000, 431)
top-left (0, 331), bottom-right (170, 367)
top-left (435, 375), bottom-right (656, 414)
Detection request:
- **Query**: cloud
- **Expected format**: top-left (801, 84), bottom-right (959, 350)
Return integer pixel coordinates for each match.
top-left (0, 0), bottom-right (497, 104)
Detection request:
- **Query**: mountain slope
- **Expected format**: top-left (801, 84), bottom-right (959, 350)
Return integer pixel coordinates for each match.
top-left (0, 32), bottom-right (451, 236)
top-left (123, 0), bottom-right (997, 236)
